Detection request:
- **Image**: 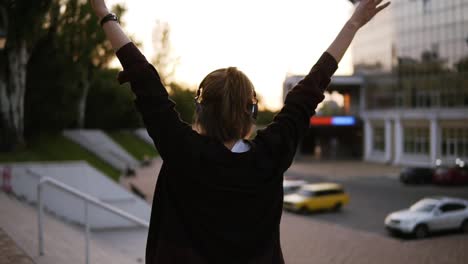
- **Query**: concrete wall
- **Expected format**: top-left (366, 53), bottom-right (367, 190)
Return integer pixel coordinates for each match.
top-left (63, 130), bottom-right (139, 171)
top-left (134, 129), bottom-right (154, 146)
top-left (1, 162), bottom-right (150, 229)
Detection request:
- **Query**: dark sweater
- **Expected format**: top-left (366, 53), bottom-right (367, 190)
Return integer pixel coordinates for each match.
top-left (116, 43), bottom-right (338, 264)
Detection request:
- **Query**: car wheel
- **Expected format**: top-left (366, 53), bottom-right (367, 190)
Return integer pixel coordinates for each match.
top-left (299, 206), bottom-right (308, 214)
top-left (332, 203), bottom-right (342, 211)
top-left (461, 220), bottom-right (468, 233)
top-left (414, 225), bottom-right (429, 239)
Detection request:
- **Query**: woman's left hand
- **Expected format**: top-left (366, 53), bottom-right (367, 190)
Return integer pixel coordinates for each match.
top-left (90, 0), bottom-right (110, 19)
top-left (349, 0), bottom-right (391, 29)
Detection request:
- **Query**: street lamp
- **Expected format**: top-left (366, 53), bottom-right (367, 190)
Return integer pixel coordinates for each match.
top-left (0, 30), bottom-right (6, 50)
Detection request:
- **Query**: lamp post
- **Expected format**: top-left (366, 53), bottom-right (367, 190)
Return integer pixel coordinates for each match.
top-left (0, 30), bottom-right (6, 50)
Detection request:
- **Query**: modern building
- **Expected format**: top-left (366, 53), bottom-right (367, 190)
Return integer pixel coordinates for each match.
top-left (283, 0), bottom-right (468, 166)
top-left (353, 0), bottom-right (468, 166)
top-left (283, 75), bottom-right (364, 160)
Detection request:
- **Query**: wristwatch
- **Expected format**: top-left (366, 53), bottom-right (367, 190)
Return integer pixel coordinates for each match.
top-left (100, 13), bottom-right (119, 27)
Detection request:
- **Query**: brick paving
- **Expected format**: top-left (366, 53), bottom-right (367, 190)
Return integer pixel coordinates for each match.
top-left (0, 228), bottom-right (34, 264)
top-left (281, 212), bottom-right (468, 264)
top-left (0, 192), bottom-right (137, 264)
top-left (120, 158), bottom-right (162, 203)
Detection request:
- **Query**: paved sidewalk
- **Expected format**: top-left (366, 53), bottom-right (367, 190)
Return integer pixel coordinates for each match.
top-left (281, 212), bottom-right (468, 264)
top-left (0, 192), bottom-right (136, 264)
top-left (287, 158), bottom-right (402, 180)
top-left (120, 158), bottom-right (162, 203)
top-left (0, 228), bottom-right (34, 264)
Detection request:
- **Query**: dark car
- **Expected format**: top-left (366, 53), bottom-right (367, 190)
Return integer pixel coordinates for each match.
top-left (400, 167), bottom-right (434, 184)
top-left (433, 166), bottom-right (468, 185)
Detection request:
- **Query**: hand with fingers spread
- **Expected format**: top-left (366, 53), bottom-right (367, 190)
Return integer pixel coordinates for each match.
top-left (90, 0), bottom-right (110, 19)
top-left (349, 0), bottom-right (391, 29)
top-left (325, 0), bottom-right (390, 64)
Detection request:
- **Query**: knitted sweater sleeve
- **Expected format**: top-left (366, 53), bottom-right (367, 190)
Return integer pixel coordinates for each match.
top-left (116, 42), bottom-right (194, 160)
top-left (254, 52), bottom-right (338, 173)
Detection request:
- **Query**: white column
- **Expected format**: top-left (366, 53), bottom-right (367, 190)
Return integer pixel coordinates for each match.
top-left (385, 119), bottom-right (393, 163)
top-left (394, 118), bottom-right (403, 165)
top-left (364, 119), bottom-right (373, 161)
top-left (359, 85), bottom-right (366, 114)
top-left (430, 118), bottom-right (440, 165)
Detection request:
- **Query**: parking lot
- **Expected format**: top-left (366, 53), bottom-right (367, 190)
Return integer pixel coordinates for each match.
top-left (279, 160), bottom-right (468, 263)
top-left (284, 174), bottom-right (468, 237)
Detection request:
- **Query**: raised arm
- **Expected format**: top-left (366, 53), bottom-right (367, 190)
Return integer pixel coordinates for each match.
top-left (90, 0), bottom-right (196, 161)
top-left (327, 0), bottom-right (390, 62)
top-left (255, 0), bottom-right (390, 173)
top-left (90, 0), bottom-right (130, 50)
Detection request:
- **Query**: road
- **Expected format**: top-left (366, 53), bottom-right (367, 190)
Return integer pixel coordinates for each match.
top-left (278, 162), bottom-right (468, 263)
top-left (285, 174), bottom-right (468, 236)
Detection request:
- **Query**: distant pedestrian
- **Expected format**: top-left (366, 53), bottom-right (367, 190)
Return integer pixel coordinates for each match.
top-left (90, 0), bottom-right (390, 263)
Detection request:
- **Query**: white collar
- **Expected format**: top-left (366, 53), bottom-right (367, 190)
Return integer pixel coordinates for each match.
top-left (231, 139), bottom-right (250, 153)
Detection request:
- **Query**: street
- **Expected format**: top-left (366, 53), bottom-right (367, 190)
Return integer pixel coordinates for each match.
top-left (286, 174), bottom-right (468, 236)
top-left (279, 161), bottom-right (468, 264)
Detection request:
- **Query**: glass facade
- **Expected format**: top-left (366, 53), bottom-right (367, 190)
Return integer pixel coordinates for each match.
top-left (442, 127), bottom-right (468, 158)
top-left (353, 0), bottom-right (468, 110)
top-left (373, 126), bottom-right (385, 152)
top-left (403, 127), bottom-right (430, 154)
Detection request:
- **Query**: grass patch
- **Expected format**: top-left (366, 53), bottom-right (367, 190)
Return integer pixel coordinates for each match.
top-left (0, 133), bottom-right (121, 181)
top-left (107, 131), bottom-right (158, 161)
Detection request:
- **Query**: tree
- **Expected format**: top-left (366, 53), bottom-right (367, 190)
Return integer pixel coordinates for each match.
top-left (152, 20), bottom-right (179, 86)
top-left (168, 83), bottom-right (195, 124)
top-left (53, 0), bottom-right (125, 128)
top-left (0, 0), bottom-right (54, 150)
top-left (85, 68), bottom-right (142, 129)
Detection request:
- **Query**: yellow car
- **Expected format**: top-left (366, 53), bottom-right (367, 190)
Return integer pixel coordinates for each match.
top-left (283, 183), bottom-right (349, 213)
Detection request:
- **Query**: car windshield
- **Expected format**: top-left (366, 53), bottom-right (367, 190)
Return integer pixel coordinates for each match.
top-left (297, 189), bottom-right (314, 197)
top-left (410, 200), bottom-right (437, 212)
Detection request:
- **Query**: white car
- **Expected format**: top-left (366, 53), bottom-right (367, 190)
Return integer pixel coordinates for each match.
top-left (283, 179), bottom-right (307, 195)
top-left (385, 197), bottom-right (468, 239)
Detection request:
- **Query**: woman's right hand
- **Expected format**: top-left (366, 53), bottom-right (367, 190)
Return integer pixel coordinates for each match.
top-left (349, 0), bottom-right (391, 29)
top-left (90, 0), bottom-right (110, 19)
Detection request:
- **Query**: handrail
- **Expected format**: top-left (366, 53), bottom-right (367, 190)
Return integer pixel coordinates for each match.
top-left (26, 169), bottom-right (149, 264)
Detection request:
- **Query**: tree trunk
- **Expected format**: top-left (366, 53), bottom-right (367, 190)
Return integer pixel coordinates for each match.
top-left (0, 40), bottom-right (28, 150)
top-left (76, 68), bottom-right (91, 128)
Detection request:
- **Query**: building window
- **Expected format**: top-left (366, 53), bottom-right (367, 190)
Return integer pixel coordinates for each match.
top-left (373, 126), bottom-right (385, 152)
top-left (404, 127), bottom-right (429, 154)
top-left (442, 127), bottom-right (468, 158)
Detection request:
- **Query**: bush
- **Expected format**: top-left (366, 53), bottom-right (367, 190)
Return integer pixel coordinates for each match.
top-left (85, 68), bottom-right (143, 129)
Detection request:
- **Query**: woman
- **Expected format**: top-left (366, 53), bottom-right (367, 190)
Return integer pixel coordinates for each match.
top-left (90, 0), bottom-right (390, 263)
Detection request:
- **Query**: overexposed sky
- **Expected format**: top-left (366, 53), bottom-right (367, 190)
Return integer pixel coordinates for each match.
top-left (107, 0), bottom-right (355, 110)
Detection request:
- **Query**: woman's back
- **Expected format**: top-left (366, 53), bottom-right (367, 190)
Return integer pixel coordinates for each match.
top-left (91, 0), bottom-right (390, 262)
top-left (148, 135), bottom-right (285, 263)
top-left (115, 41), bottom-right (337, 263)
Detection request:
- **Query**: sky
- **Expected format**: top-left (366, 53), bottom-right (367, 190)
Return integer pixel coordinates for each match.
top-left (107, 0), bottom-right (355, 110)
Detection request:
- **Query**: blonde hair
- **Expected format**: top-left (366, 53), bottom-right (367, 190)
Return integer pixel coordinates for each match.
top-left (195, 67), bottom-right (256, 142)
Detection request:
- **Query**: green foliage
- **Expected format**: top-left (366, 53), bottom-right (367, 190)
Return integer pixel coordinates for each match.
top-left (152, 20), bottom-right (178, 85)
top-left (107, 131), bottom-right (158, 161)
top-left (24, 36), bottom-right (81, 135)
top-left (85, 68), bottom-right (142, 129)
top-left (23, 0), bottom-right (131, 135)
top-left (0, 133), bottom-right (121, 180)
top-left (256, 110), bottom-right (278, 126)
top-left (168, 83), bottom-right (196, 123)
top-left (1, 0), bottom-right (53, 47)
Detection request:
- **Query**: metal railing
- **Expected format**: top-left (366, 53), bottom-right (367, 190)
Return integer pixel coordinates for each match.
top-left (28, 170), bottom-right (149, 264)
